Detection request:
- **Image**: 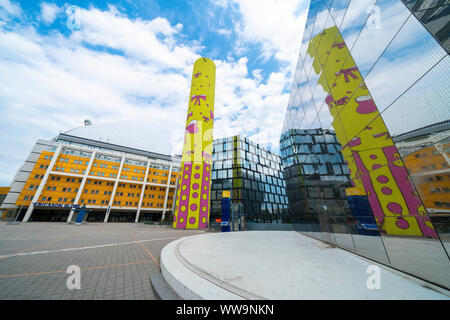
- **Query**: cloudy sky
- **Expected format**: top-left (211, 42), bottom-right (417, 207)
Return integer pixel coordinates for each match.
top-left (0, 0), bottom-right (309, 186)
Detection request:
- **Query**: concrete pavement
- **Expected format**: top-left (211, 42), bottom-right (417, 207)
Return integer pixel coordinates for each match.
top-left (161, 231), bottom-right (450, 300)
top-left (0, 222), bottom-right (205, 300)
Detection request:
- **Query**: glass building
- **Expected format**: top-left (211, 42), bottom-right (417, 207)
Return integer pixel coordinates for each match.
top-left (280, 0), bottom-right (449, 289)
top-left (209, 135), bottom-right (289, 226)
top-left (280, 128), bottom-right (351, 223)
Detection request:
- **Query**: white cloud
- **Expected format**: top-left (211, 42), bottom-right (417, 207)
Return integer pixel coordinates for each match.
top-left (40, 2), bottom-right (61, 25)
top-left (217, 28), bottom-right (232, 36)
top-left (0, 0), bottom-right (21, 21)
top-left (0, 4), bottom-right (301, 185)
top-left (229, 0), bottom-right (307, 65)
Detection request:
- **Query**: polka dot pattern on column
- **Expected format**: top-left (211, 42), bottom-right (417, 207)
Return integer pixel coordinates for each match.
top-left (376, 175), bottom-right (389, 183)
top-left (198, 163), bottom-right (211, 228)
top-left (175, 163), bottom-right (192, 229)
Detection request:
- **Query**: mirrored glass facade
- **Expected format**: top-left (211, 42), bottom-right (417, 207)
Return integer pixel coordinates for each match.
top-left (401, 0), bottom-right (450, 52)
top-left (210, 135), bottom-right (289, 225)
top-left (280, 0), bottom-right (450, 289)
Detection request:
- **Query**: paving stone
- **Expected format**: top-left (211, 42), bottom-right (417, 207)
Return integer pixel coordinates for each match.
top-left (0, 222), bottom-right (204, 300)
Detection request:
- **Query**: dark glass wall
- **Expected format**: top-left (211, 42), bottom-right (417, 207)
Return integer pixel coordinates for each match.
top-left (401, 0), bottom-right (449, 53)
top-left (210, 135), bottom-right (289, 225)
top-left (281, 0), bottom-right (450, 289)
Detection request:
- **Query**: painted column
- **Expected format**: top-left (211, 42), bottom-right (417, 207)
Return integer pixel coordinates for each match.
top-left (104, 156), bottom-right (125, 223)
top-left (161, 164), bottom-right (173, 221)
top-left (135, 161), bottom-right (151, 223)
top-left (173, 57), bottom-right (216, 229)
top-left (67, 150), bottom-right (97, 223)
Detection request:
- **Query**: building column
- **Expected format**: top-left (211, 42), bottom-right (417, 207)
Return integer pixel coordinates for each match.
top-left (23, 144), bottom-right (63, 222)
top-left (104, 156), bottom-right (125, 223)
top-left (161, 165), bottom-right (173, 221)
top-left (172, 175), bottom-right (180, 210)
top-left (67, 150), bottom-right (97, 223)
top-left (135, 161), bottom-right (151, 223)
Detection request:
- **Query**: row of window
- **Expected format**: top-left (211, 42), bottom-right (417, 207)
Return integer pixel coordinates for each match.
top-left (40, 196), bottom-right (73, 202)
top-left (143, 194), bottom-right (164, 199)
top-left (433, 202), bottom-right (450, 208)
top-left (414, 149), bottom-right (450, 158)
top-left (212, 170), bottom-right (285, 187)
top-left (430, 187), bottom-right (450, 194)
top-left (212, 138), bottom-right (279, 162)
top-left (413, 163), bottom-right (449, 171)
top-left (46, 186), bottom-right (77, 192)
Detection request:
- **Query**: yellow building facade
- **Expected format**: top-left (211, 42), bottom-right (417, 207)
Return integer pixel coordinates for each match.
top-left (1, 133), bottom-right (181, 223)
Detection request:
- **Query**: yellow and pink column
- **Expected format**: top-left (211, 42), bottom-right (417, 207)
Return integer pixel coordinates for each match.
top-left (173, 58), bottom-right (216, 229)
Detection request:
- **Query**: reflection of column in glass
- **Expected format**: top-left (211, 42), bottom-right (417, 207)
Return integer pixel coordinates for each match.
top-left (173, 58), bottom-right (216, 229)
top-left (309, 25), bottom-right (437, 237)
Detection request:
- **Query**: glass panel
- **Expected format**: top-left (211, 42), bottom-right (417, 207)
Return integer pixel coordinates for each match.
top-left (415, 0), bottom-right (447, 11)
top-left (311, 3), bottom-right (331, 43)
top-left (381, 55), bottom-right (450, 136)
top-left (303, 40), bottom-right (316, 80)
top-left (299, 28), bottom-right (312, 61)
top-left (316, 101), bottom-right (334, 130)
top-left (414, 4), bottom-right (450, 52)
top-left (332, 215), bottom-right (356, 251)
top-left (339, 0), bottom-right (378, 51)
top-left (429, 215), bottom-right (450, 258)
top-left (350, 0), bottom-right (411, 77)
top-left (381, 216), bottom-right (450, 288)
top-left (329, 0), bottom-right (352, 29)
top-left (319, 214), bottom-right (337, 245)
top-left (364, 14), bottom-right (447, 114)
top-left (296, 66), bottom-right (309, 101)
top-left (301, 83), bottom-right (317, 130)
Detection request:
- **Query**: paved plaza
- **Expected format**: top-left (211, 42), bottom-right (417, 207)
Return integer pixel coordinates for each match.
top-left (0, 222), bottom-right (205, 300)
top-left (162, 231), bottom-right (450, 300)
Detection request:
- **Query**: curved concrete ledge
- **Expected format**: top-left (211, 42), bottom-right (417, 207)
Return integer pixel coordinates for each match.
top-left (161, 236), bottom-right (244, 300)
top-left (161, 231), bottom-right (450, 300)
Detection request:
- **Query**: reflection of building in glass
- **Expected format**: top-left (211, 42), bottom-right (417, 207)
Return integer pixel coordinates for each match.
top-left (210, 135), bottom-right (289, 225)
top-left (281, 0), bottom-right (450, 289)
top-left (393, 121), bottom-right (450, 214)
top-left (280, 128), bottom-right (351, 220)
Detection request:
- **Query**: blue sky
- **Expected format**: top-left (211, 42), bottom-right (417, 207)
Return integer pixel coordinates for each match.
top-left (0, 0), bottom-right (308, 186)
